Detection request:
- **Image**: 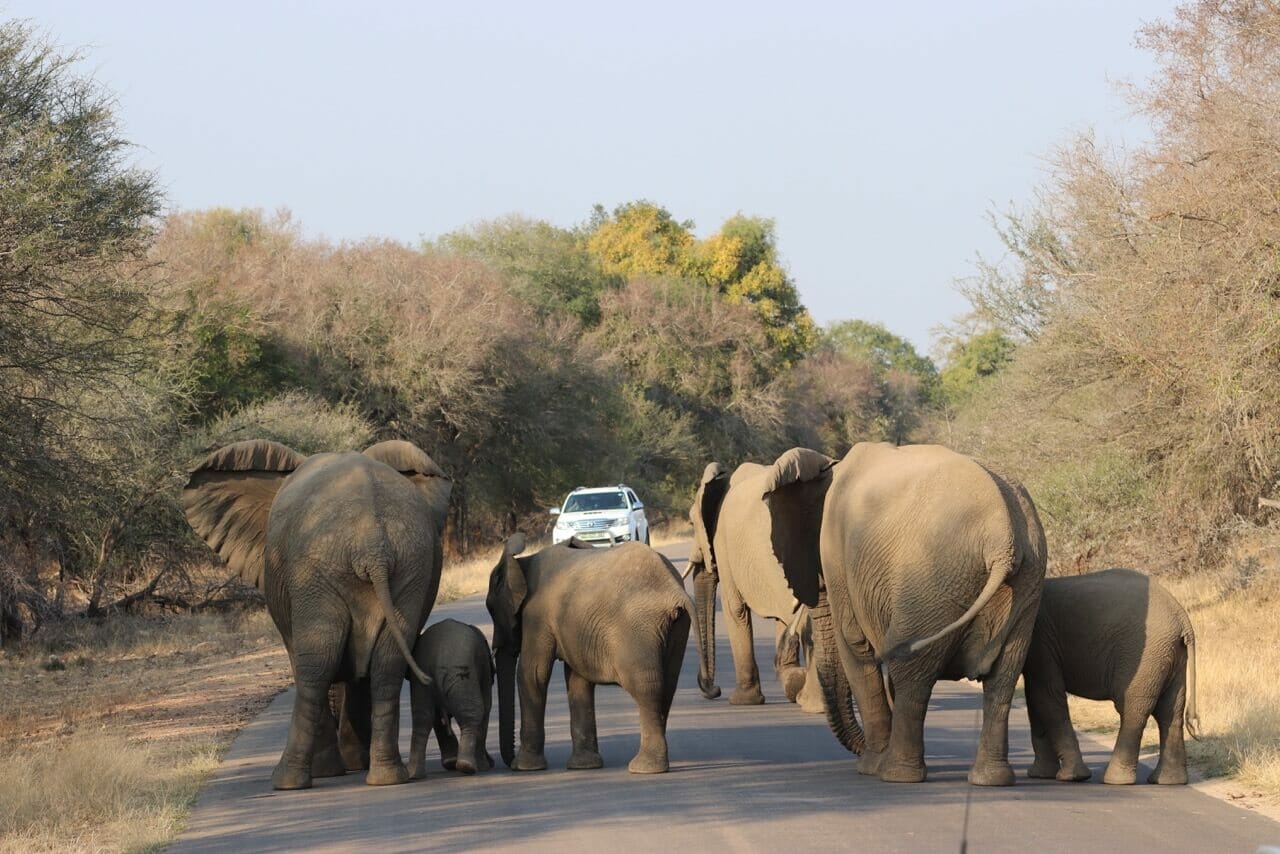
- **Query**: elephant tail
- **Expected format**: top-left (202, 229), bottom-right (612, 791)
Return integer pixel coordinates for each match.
top-left (365, 557), bottom-right (433, 687)
top-left (883, 549), bottom-right (1013, 661)
top-left (1184, 622), bottom-right (1201, 740)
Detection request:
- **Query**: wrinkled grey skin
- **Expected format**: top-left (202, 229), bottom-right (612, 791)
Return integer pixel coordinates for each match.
top-left (689, 462), bottom-right (824, 712)
top-left (183, 439), bottom-right (450, 790)
top-left (486, 535), bottom-right (695, 774)
top-left (1024, 568), bottom-right (1200, 785)
top-left (408, 618), bottom-right (495, 778)
top-left (762, 444), bottom-right (1046, 786)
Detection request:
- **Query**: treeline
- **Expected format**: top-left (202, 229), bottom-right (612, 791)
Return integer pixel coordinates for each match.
top-left (0, 20), bottom-right (949, 638)
top-left (7, 0), bottom-right (1270, 639)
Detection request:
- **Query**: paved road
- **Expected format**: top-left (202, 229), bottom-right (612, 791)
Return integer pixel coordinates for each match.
top-left (174, 544), bottom-right (1280, 853)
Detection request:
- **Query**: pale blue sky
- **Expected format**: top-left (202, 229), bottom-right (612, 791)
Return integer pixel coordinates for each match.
top-left (11, 1), bottom-right (1175, 349)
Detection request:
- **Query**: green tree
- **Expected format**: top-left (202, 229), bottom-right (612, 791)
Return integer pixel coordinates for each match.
top-left (436, 215), bottom-right (614, 325)
top-left (938, 329), bottom-right (1016, 405)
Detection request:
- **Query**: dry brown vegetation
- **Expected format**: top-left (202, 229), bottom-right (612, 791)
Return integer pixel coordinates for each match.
top-left (0, 609), bottom-right (289, 852)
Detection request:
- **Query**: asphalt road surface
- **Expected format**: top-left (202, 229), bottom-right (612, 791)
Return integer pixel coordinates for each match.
top-left (173, 543), bottom-right (1280, 853)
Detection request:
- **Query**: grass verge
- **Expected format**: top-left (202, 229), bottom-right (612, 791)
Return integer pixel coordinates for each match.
top-left (0, 609), bottom-right (289, 852)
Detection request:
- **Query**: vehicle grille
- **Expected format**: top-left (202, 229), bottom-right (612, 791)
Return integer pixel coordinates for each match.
top-left (570, 519), bottom-right (612, 530)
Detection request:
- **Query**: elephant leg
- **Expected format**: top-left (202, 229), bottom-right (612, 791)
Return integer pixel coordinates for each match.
top-left (774, 621), bottom-right (806, 703)
top-left (1148, 662), bottom-right (1188, 785)
top-left (1024, 673), bottom-right (1090, 782)
top-left (876, 658), bottom-right (934, 784)
top-left (796, 644), bottom-right (824, 714)
top-left (565, 665), bottom-right (603, 770)
top-left (310, 699), bottom-right (347, 779)
top-left (514, 634), bottom-right (556, 771)
top-left (336, 679), bottom-right (371, 771)
top-left (435, 713), bottom-right (460, 771)
top-left (364, 633), bottom-right (410, 786)
top-left (407, 682), bottom-right (433, 780)
top-left (272, 631), bottom-right (345, 790)
top-left (968, 606), bottom-right (1039, 787)
top-left (722, 583), bottom-right (764, 705)
top-left (454, 718), bottom-right (483, 775)
top-left (1103, 693), bottom-right (1156, 785)
top-left (835, 618), bottom-right (891, 773)
top-left (477, 693), bottom-right (495, 771)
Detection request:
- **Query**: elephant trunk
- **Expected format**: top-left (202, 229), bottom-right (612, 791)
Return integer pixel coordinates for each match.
top-left (496, 648), bottom-right (517, 768)
top-left (811, 590), bottom-right (865, 753)
top-left (692, 563), bottom-right (720, 699)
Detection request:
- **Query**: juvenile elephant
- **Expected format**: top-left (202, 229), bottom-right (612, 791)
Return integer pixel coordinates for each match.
top-left (408, 618), bottom-right (494, 778)
top-left (1023, 568), bottom-right (1200, 785)
top-left (689, 461), bottom-right (824, 712)
top-left (765, 444), bottom-right (1047, 786)
top-left (486, 535), bottom-right (696, 774)
top-left (183, 439), bottom-right (450, 789)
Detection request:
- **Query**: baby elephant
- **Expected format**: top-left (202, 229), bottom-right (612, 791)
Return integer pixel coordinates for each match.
top-left (1023, 568), bottom-right (1200, 785)
top-left (487, 535), bottom-right (694, 774)
top-left (408, 619), bottom-right (494, 778)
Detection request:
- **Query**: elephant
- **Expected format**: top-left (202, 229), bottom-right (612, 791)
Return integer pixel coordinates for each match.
top-left (1023, 568), bottom-right (1200, 785)
top-left (689, 461), bottom-right (824, 712)
top-left (183, 438), bottom-right (451, 789)
top-left (763, 443), bottom-right (1047, 786)
top-left (408, 618), bottom-right (495, 778)
top-left (486, 534), bottom-right (697, 774)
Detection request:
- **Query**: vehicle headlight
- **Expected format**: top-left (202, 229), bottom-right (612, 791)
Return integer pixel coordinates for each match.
top-left (554, 519), bottom-right (571, 530)
top-left (609, 517), bottom-right (630, 529)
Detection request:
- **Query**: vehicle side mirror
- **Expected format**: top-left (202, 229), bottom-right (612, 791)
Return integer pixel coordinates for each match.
top-left (549, 507), bottom-right (560, 516)
top-left (634, 503), bottom-right (643, 509)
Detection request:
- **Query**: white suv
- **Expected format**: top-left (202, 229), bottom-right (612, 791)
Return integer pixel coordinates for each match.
top-left (551, 484), bottom-right (650, 547)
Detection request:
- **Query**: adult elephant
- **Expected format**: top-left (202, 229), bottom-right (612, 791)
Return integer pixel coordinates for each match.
top-left (764, 443), bottom-right (1046, 786)
top-left (183, 438), bottom-right (451, 789)
top-left (689, 461), bottom-right (824, 712)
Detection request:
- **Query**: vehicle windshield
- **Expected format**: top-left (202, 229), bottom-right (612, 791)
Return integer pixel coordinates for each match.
top-left (562, 491), bottom-right (629, 513)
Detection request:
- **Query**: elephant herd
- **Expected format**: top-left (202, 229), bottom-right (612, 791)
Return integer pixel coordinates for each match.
top-left (182, 438), bottom-right (1200, 793)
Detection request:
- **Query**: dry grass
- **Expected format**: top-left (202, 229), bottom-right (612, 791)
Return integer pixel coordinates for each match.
top-left (1065, 532), bottom-right (1280, 802)
top-left (0, 609), bottom-right (289, 853)
top-left (649, 520), bottom-right (693, 548)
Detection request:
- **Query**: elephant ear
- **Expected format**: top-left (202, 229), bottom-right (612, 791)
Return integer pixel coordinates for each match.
top-left (182, 440), bottom-right (306, 590)
top-left (690, 462), bottom-right (729, 571)
top-left (362, 440), bottom-right (452, 535)
top-left (498, 533), bottom-right (529, 612)
top-left (760, 447), bottom-right (835, 608)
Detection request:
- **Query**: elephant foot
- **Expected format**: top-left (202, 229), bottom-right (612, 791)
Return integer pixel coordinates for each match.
top-left (365, 761), bottom-right (410, 786)
top-left (628, 751), bottom-right (669, 774)
top-left (797, 684), bottom-right (825, 715)
top-left (1102, 762), bottom-right (1138, 785)
top-left (1027, 760), bottom-right (1058, 779)
top-left (879, 758), bottom-right (928, 784)
top-left (968, 759), bottom-right (1015, 787)
top-left (407, 755), bottom-right (427, 780)
top-left (1147, 763), bottom-right (1187, 785)
top-left (729, 687), bottom-right (766, 706)
top-left (454, 756), bottom-right (477, 775)
top-left (698, 675), bottom-right (721, 700)
top-left (567, 748), bottom-right (604, 770)
top-left (481, 751), bottom-right (495, 771)
top-left (1058, 760), bottom-right (1092, 782)
top-left (339, 745), bottom-right (369, 772)
top-left (780, 667), bottom-right (807, 703)
top-left (513, 750), bottom-right (548, 772)
top-left (440, 756), bottom-right (457, 771)
top-left (310, 745), bottom-right (347, 779)
top-left (856, 750), bottom-right (886, 777)
top-left (271, 761), bottom-right (313, 791)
